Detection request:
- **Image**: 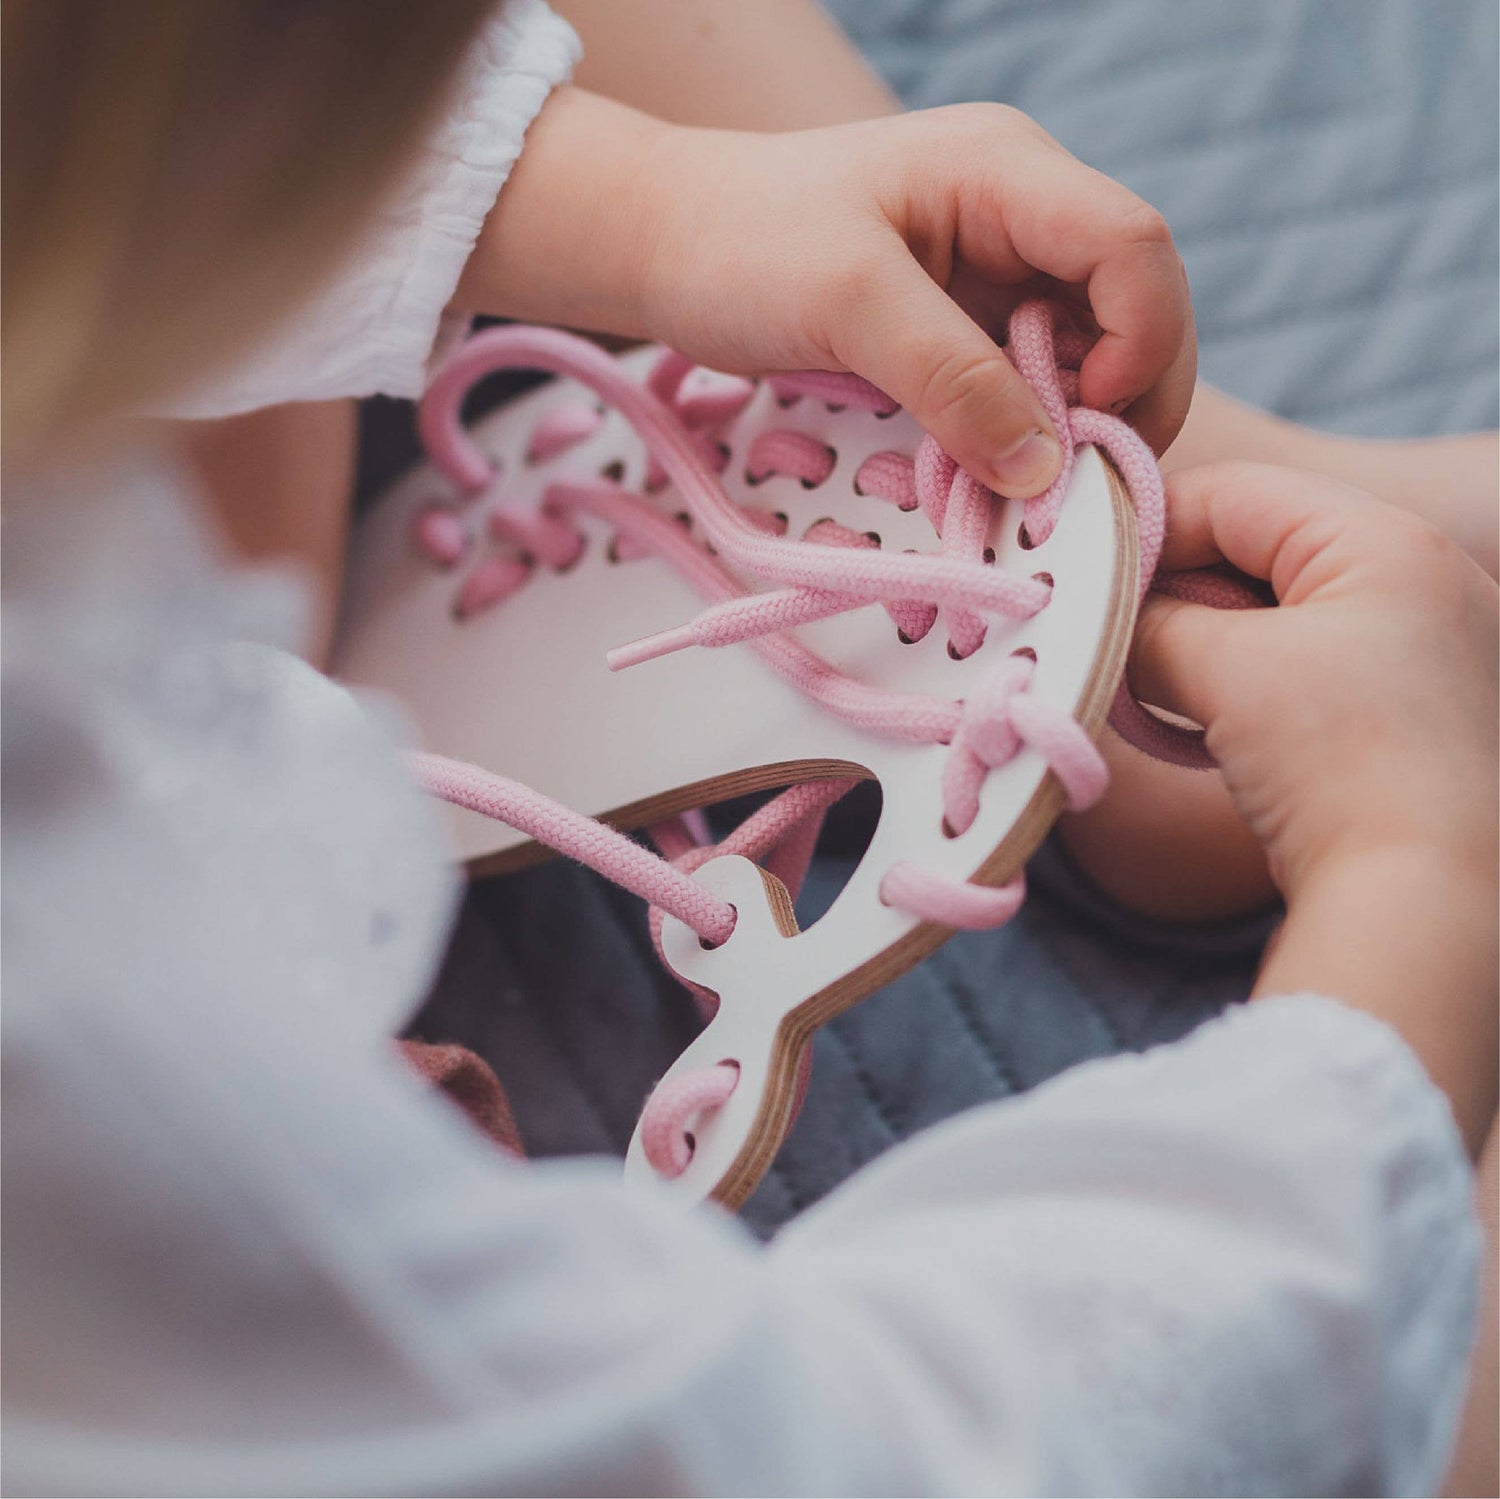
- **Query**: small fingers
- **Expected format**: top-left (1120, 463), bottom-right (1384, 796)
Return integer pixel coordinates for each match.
top-left (1127, 593), bottom-right (1232, 727)
top-left (1109, 306), bottom-right (1198, 455)
top-left (945, 124), bottom-right (1195, 446)
top-left (1159, 461), bottom-right (1382, 601)
top-left (1072, 212), bottom-right (1194, 437)
top-left (830, 248), bottom-right (1063, 498)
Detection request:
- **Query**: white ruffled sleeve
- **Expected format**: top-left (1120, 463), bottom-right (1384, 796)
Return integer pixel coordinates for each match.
top-left (770, 994), bottom-right (1482, 1496)
top-left (162, 0), bottom-right (579, 419)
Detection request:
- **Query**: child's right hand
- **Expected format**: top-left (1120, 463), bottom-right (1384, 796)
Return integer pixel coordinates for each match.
top-left (1129, 461), bottom-right (1497, 901)
top-left (1131, 461), bottom-right (1497, 1152)
top-left (459, 89), bottom-right (1197, 496)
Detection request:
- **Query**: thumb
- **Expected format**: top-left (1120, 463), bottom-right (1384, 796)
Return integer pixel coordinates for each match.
top-left (1128, 592), bottom-right (1239, 731)
top-left (830, 254), bottom-right (1063, 499)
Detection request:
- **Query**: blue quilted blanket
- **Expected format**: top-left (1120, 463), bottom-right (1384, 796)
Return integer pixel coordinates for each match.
top-left (411, 0), bottom-right (1498, 1236)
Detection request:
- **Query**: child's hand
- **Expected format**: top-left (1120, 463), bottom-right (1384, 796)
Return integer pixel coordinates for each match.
top-left (1129, 462), bottom-right (1498, 900)
top-left (1134, 461), bottom-right (1499, 1152)
top-left (462, 90), bottom-right (1196, 498)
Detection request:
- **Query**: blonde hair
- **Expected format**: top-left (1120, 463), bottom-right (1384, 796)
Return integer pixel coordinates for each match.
top-left (2, 0), bottom-right (490, 460)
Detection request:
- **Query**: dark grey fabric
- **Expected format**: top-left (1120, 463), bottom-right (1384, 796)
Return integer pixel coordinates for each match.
top-left (407, 0), bottom-right (1497, 1237)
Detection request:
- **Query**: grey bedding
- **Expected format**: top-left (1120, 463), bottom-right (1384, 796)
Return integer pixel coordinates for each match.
top-left (411, 0), bottom-right (1498, 1236)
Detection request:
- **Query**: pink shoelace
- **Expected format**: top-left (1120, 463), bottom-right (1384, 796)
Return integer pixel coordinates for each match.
top-left (405, 301), bottom-right (1261, 1178)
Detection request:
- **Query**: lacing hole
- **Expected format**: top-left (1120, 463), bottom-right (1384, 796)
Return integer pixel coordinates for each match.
top-left (1018, 522), bottom-right (1037, 550)
top-left (947, 641), bottom-right (966, 661)
top-left (775, 394), bottom-right (798, 410)
top-left (600, 459), bottom-right (626, 483)
top-left (772, 511), bottom-right (789, 533)
top-left (553, 536), bottom-right (588, 575)
top-left (941, 816), bottom-right (960, 839)
top-left (679, 1058), bottom-right (741, 1158)
top-left (744, 467), bottom-right (767, 487)
top-left (824, 403), bottom-right (847, 414)
top-left (852, 475), bottom-right (867, 497)
top-left (1032, 570), bottom-right (1054, 589)
top-left (896, 629), bottom-right (916, 645)
top-left (982, 547), bottom-right (996, 565)
top-left (699, 903), bottom-right (737, 951)
top-left (1011, 645), bottom-right (1038, 663)
top-left (674, 511), bottom-right (691, 531)
top-left (799, 446), bottom-right (838, 489)
top-left (874, 406), bottom-right (897, 420)
top-left (864, 530), bottom-right (881, 546)
top-left (605, 537), bottom-right (623, 564)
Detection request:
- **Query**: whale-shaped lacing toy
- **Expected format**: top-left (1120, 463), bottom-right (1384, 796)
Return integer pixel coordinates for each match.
top-left (404, 301), bottom-right (1259, 1179)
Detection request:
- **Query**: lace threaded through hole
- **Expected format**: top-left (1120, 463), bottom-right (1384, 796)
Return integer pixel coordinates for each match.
top-left (699, 903), bottom-right (737, 950)
top-left (798, 445), bottom-right (838, 490)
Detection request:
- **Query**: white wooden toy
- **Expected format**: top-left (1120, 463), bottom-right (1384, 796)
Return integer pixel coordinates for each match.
top-left (333, 312), bottom-right (1142, 1208)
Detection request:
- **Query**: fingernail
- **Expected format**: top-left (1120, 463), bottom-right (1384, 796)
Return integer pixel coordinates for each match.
top-left (993, 430), bottom-right (1061, 496)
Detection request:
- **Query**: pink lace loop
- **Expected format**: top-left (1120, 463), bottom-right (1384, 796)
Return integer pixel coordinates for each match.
top-left (487, 506), bottom-right (584, 570)
top-left (1006, 693), bottom-right (1109, 810)
top-left (938, 653), bottom-right (1106, 846)
top-left (412, 505), bottom-right (470, 568)
top-left (454, 555), bottom-right (530, 619)
top-left (640, 1061), bottom-right (740, 1177)
top-left (673, 372), bottom-right (757, 429)
top-left (879, 864), bottom-right (1027, 930)
top-left (940, 657), bottom-right (1031, 835)
top-left (854, 451), bottom-right (919, 510)
top-left (526, 401), bottom-right (604, 463)
top-left (746, 429), bottom-right (836, 487)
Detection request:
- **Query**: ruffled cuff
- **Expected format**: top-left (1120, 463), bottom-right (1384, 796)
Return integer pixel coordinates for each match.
top-left (163, 0), bottom-right (580, 419)
top-left (1265, 994), bottom-right (1483, 1493)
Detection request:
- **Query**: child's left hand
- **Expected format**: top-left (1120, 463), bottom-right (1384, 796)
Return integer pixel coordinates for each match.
top-left (459, 89), bottom-right (1197, 499)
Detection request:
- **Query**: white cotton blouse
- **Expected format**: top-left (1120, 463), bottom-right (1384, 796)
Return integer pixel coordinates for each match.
top-left (1, 3), bottom-right (1482, 1495)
